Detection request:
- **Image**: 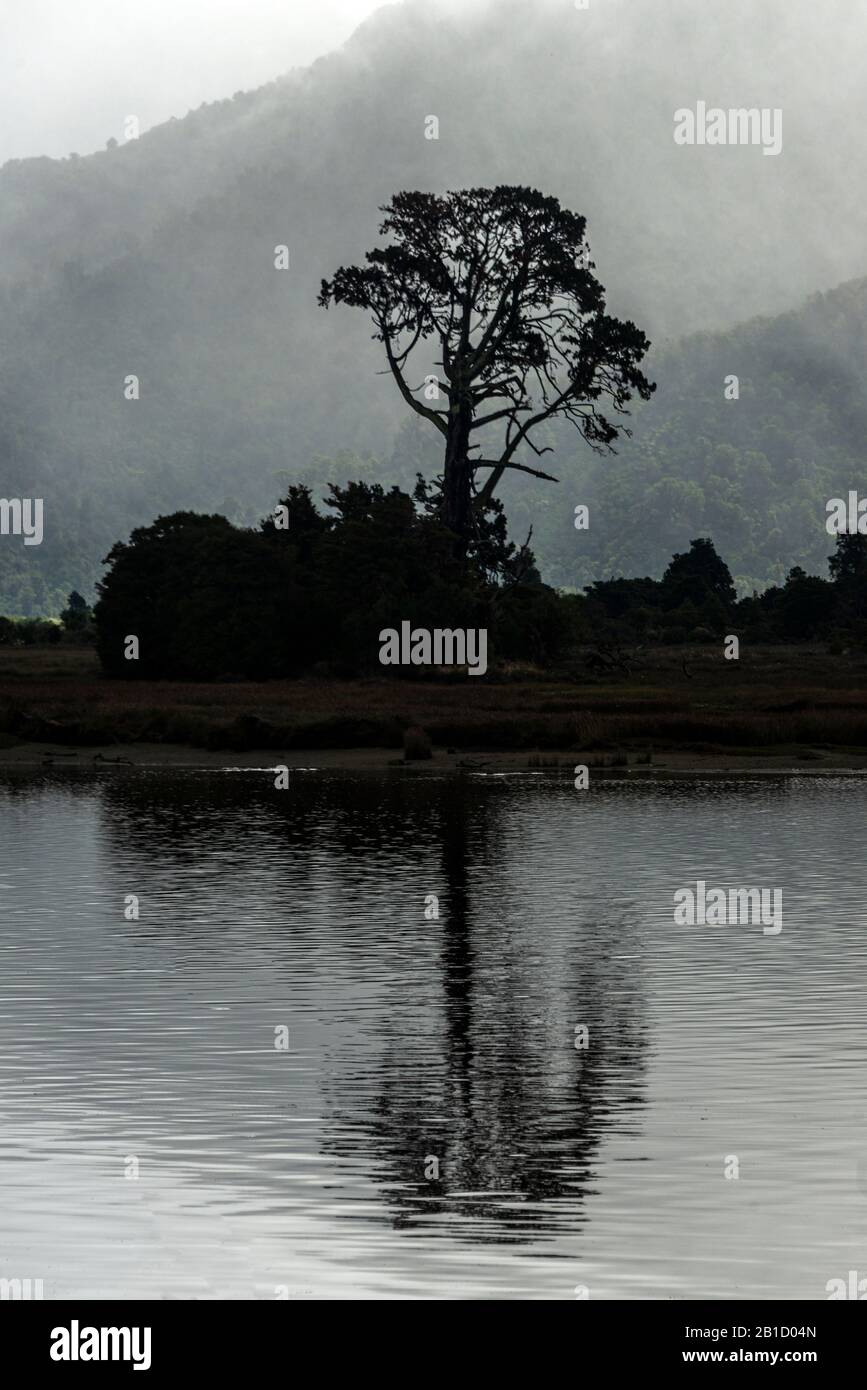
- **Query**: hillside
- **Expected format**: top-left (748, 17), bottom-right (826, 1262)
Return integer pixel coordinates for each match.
top-left (497, 277), bottom-right (867, 595)
top-left (2, 0), bottom-right (867, 612)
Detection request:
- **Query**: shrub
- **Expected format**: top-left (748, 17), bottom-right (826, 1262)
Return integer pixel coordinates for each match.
top-left (403, 726), bottom-right (433, 760)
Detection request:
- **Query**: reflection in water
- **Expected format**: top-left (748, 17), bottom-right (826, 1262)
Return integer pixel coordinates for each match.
top-left (318, 777), bottom-right (648, 1240)
top-left (89, 772), bottom-right (648, 1240)
top-left (0, 769), bottom-right (865, 1297)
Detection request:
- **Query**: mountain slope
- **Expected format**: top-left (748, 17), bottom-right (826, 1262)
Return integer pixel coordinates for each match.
top-left (496, 277), bottom-right (867, 595)
top-left (2, 0), bottom-right (867, 611)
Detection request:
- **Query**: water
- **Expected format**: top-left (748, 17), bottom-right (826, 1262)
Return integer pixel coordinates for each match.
top-left (1, 767), bottom-right (866, 1300)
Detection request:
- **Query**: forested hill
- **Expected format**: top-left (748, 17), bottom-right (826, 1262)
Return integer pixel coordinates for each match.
top-left (495, 277), bottom-right (867, 597)
top-left (2, 0), bottom-right (867, 613)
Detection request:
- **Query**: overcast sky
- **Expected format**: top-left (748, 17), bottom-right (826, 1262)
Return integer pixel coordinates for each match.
top-left (0, 0), bottom-right (392, 167)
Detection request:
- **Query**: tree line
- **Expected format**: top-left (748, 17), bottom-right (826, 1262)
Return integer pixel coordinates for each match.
top-left (83, 492), bottom-right (867, 679)
top-left (4, 493), bottom-right (865, 672)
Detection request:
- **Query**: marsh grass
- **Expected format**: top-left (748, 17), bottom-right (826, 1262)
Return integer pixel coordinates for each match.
top-left (2, 645), bottom-right (867, 753)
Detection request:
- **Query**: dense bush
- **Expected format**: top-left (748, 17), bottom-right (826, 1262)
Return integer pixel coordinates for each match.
top-left (0, 616), bottom-right (60, 646)
top-left (0, 590), bottom-right (93, 646)
top-left (95, 484), bottom-right (577, 679)
top-left (92, 494), bottom-right (867, 681)
top-left (582, 534), bottom-right (867, 647)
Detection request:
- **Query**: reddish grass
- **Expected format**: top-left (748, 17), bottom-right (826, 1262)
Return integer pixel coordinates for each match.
top-left (2, 644), bottom-right (867, 751)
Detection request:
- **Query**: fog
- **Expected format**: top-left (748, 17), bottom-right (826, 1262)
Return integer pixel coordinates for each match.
top-left (0, 0), bottom-right (392, 165)
top-left (3, 0), bottom-right (867, 612)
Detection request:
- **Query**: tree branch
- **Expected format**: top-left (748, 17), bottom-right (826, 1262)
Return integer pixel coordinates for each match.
top-left (379, 317), bottom-right (449, 435)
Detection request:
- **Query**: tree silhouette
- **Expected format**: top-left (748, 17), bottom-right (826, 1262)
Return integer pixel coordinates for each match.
top-left (829, 533), bottom-right (867, 623)
top-left (319, 186), bottom-right (655, 548)
top-left (60, 589), bottom-right (92, 633)
top-left (663, 537), bottom-right (737, 611)
top-left (829, 533), bottom-right (867, 587)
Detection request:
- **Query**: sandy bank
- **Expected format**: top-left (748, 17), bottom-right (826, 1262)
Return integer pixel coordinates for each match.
top-left (2, 741), bottom-right (867, 775)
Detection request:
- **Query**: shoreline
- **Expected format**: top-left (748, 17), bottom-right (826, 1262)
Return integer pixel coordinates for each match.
top-left (3, 740), bottom-right (867, 775)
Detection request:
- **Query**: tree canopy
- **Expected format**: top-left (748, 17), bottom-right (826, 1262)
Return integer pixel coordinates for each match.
top-left (319, 186), bottom-right (655, 547)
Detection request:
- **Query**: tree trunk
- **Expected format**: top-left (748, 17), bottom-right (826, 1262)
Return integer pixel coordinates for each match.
top-left (442, 400), bottom-right (473, 549)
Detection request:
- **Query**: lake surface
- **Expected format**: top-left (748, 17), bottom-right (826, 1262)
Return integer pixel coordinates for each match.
top-left (1, 768), bottom-right (866, 1300)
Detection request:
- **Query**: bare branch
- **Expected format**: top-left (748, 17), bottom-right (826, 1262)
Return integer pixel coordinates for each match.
top-left (379, 317), bottom-right (448, 435)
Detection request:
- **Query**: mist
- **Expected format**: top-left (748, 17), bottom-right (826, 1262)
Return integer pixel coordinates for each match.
top-left (0, 0), bottom-right (391, 165)
top-left (3, 0), bottom-right (867, 612)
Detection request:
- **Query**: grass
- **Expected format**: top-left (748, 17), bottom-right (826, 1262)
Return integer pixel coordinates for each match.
top-left (1, 643), bottom-right (867, 755)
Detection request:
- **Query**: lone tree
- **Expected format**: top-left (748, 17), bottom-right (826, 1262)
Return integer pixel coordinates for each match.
top-left (319, 185), bottom-right (655, 549)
